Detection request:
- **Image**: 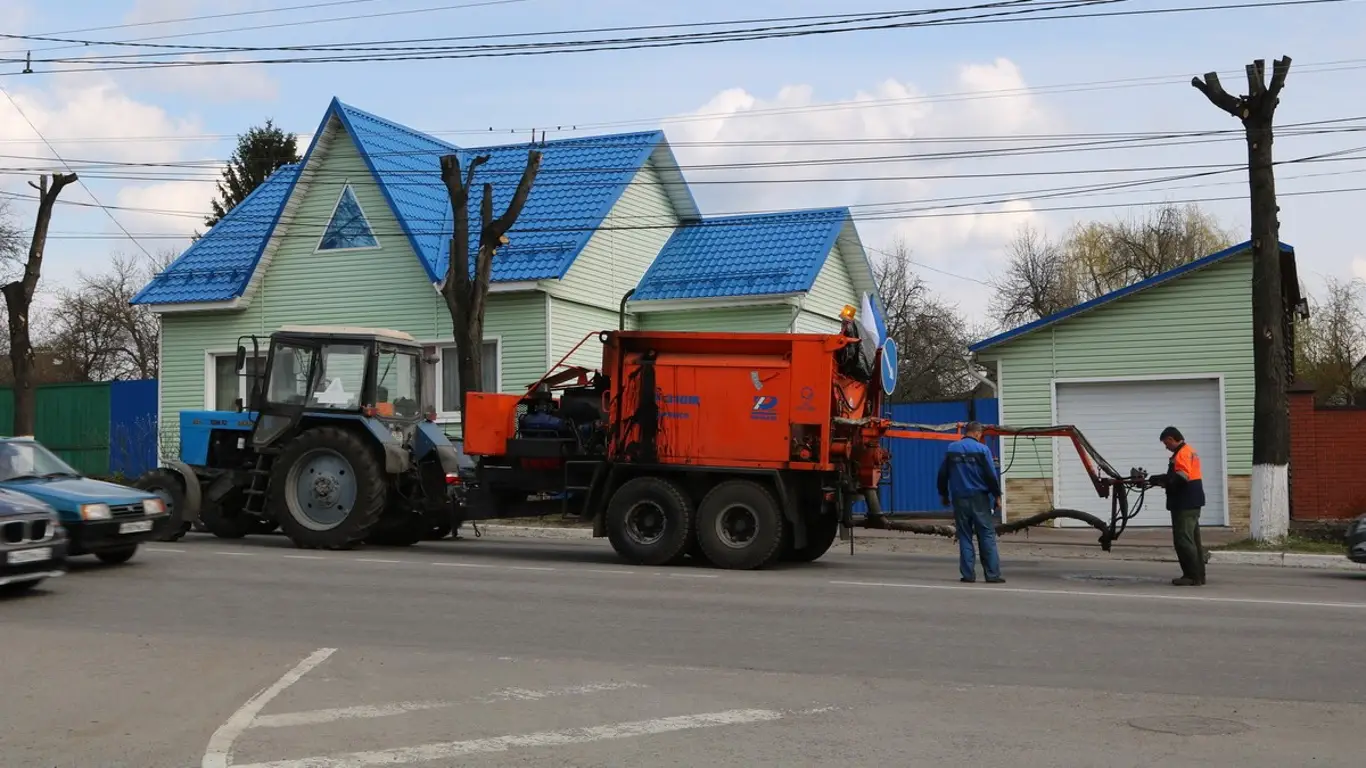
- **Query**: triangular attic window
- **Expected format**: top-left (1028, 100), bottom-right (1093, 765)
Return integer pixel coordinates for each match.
top-left (318, 184), bottom-right (379, 251)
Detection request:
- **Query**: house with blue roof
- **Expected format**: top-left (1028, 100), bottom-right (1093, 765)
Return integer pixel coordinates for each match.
top-left (132, 98), bottom-right (878, 432)
top-left (967, 240), bottom-right (1304, 534)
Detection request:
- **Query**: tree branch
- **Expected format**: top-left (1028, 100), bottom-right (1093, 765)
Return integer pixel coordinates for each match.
top-left (482, 149), bottom-right (543, 246)
top-left (1246, 59), bottom-right (1267, 97)
top-left (1267, 55), bottom-right (1292, 99)
top-left (1190, 71), bottom-right (1242, 117)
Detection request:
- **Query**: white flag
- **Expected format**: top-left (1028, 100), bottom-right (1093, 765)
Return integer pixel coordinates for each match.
top-left (858, 293), bottom-right (881, 346)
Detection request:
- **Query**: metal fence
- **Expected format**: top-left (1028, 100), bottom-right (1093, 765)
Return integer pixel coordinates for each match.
top-left (0, 379), bottom-right (159, 479)
top-left (859, 398), bottom-right (1001, 516)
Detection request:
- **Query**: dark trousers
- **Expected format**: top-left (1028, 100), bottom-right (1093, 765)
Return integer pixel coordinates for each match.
top-left (1171, 508), bottom-right (1205, 581)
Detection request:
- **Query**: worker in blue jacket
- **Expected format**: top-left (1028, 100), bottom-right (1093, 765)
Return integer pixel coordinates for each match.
top-left (937, 421), bottom-right (1005, 583)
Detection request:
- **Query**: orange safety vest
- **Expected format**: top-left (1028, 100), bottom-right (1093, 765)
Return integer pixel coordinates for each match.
top-left (1164, 442), bottom-right (1206, 511)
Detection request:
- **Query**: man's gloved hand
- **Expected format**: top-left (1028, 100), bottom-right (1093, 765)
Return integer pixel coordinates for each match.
top-left (1147, 473), bottom-right (1167, 488)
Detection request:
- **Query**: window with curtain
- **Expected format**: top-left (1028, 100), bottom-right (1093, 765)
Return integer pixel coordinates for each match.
top-left (437, 341), bottom-right (499, 414)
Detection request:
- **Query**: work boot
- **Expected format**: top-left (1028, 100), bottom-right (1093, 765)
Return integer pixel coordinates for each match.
top-left (1172, 577), bottom-right (1197, 586)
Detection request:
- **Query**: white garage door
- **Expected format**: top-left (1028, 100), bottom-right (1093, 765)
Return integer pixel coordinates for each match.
top-left (1054, 378), bottom-right (1224, 527)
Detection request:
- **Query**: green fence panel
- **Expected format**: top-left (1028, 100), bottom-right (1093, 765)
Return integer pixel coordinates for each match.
top-left (0, 388), bottom-right (12, 435)
top-left (34, 383), bottom-right (111, 476)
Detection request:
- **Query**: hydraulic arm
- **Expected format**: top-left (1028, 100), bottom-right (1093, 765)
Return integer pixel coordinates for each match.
top-left (853, 419), bottom-right (1153, 551)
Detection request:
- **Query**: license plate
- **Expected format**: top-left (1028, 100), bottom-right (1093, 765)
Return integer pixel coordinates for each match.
top-left (8, 547), bottom-right (51, 564)
top-left (119, 520), bottom-right (153, 534)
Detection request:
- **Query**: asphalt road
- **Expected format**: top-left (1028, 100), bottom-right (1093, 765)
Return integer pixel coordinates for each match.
top-left (4, 531), bottom-right (1365, 767)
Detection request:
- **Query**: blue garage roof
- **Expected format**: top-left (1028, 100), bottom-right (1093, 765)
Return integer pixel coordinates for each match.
top-left (969, 239), bottom-right (1298, 352)
top-left (632, 208), bottom-right (851, 301)
top-left (134, 98), bottom-right (668, 305)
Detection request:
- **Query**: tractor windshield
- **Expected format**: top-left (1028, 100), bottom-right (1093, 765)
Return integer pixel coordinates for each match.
top-left (309, 343), bottom-right (368, 410)
top-left (265, 343), bottom-right (318, 406)
top-left (375, 347), bottom-right (421, 419)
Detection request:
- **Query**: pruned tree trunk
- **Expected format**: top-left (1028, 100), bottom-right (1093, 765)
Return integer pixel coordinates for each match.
top-left (438, 150), bottom-right (542, 413)
top-left (1193, 57), bottom-right (1292, 540)
top-left (3, 173), bottom-right (77, 435)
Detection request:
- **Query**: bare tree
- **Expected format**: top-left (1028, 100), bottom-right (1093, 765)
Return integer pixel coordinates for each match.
top-left (990, 205), bottom-right (1235, 328)
top-left (1294, 277), bottom-right (1366, 405)
top-left (3, 173), bottom-right (77, 434)
top-left (438, 149), bottom-right (542, 411)
top-left (874, 239), bottom-right (978, 401)
top-left (1193, 55), bottom-right (1293, 540)
top-left (47, 251), bottom-right (166, 381)
top-left (989, 225), bottom-right (1079, 327)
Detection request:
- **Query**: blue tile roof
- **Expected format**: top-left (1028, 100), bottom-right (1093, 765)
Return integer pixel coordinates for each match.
top-left (631, 208), bottom-right (850, 301)
top-left (130, 162), bottom-right (301, 305)
top-left (969, 239), bottom-right (1297, 352)
top-left (134, 97), bottom-right (663, 304)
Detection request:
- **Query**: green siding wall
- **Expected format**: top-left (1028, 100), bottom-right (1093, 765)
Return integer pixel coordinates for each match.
top-left (637, 305), bottom-right (797, 332)
top-left (977, 250), bottom-right (1254, 478)
top-left (550, 297), bottom-right (618, 371)
top-left (548, 158), bottom-right (678, 314)
top-left (797, 245), bottom-right (858, 333)
top-left (158, 121), bottom-right (546, 430)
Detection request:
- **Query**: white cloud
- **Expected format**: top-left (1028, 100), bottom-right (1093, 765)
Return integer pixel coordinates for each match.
top-left (662, 58), bottom-right (1059, 317)
top-left (109, 0), bottom-right (280, 103)
top-left (0, 75), bottom-right (212, 284)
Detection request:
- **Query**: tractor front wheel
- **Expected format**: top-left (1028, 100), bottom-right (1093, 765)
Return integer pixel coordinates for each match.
top-left (269, 427), bottom-right (387, 550)
top-left (134, 468), bottom-right (191, 542)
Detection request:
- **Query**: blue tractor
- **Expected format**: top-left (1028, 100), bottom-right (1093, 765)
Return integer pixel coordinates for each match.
top-left (134, 325), bottom-right (466, 549)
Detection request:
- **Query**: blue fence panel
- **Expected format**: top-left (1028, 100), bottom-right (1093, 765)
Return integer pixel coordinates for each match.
top-left (109, 379), bottom-right (158, 479)
top-left (871, 398), bottom-right (1000, 515)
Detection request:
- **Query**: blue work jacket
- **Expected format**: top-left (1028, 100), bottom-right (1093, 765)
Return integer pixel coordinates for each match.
top-left (936, 436), bottom-right (1003, 501)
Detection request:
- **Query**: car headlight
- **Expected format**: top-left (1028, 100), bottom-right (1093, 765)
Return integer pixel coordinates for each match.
top-left (80, 503), bottom-right (112, 521)
top-left (143, 497), bottom-right (166, 516)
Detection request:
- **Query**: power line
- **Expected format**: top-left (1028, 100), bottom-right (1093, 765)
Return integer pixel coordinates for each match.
top-left (0, 59), bottom-right (1361, 145)
top-left (6, 0), bottom-right (1346, 74)
top-left (24, 0), bottom-right (392, 39)
top-left (0, 83), bottom-right (153, 260)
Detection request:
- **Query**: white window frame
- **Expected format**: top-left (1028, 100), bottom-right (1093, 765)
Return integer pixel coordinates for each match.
top-left (425, 337), bottom-right (502, 422)
top-left (204, 348), bottom-right (267, 411)
top-left (313, 180), bottom-right (382, 254)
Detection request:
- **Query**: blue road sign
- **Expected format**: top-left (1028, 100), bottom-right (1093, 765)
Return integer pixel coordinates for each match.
top-left (880, 338), bottom-right (898, 397)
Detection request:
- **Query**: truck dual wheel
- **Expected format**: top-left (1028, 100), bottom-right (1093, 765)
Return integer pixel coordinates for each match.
top-left (783, 512), bottom-right (840, 563)
top-left (605, 476), bottom-right (694, 566)
top-left (695, 480), bottom-right (786, 570)
top-left (268, 427), bottom-right (387, 550)
top-left (134, 469), bottom-right (191, 542)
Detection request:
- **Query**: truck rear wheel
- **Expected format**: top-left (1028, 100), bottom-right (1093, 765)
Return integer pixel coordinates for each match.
top-left (269, 427), bottom-right (386, 550)
top-left (696, 479), bottom-right (785, 570)
top-left (605, 476), bottom-right (694, 566)
top-left (784, 512), bottom-right (839, 563)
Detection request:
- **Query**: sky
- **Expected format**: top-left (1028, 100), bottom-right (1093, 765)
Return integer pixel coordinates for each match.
top-left (1, 0), bottom-right (1363, 327)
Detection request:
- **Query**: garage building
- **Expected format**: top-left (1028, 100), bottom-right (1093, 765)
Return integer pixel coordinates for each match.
top-left (968, 240), bottom-right (1303, 531)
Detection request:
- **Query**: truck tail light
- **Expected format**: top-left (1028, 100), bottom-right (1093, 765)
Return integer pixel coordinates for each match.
top-left (445, 473), bottom-right (461, 486)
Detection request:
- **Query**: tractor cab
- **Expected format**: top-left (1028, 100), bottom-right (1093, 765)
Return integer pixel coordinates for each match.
top-left (237, 325), bottom-right (426, 452)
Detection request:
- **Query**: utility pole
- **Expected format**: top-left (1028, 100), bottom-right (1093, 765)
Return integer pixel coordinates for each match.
top-left (1191, 56), bottom-right (1292, 540)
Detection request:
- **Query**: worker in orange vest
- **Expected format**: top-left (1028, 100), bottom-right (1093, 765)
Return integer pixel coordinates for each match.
top-left (1148, 426), bottom-right (1206, 586)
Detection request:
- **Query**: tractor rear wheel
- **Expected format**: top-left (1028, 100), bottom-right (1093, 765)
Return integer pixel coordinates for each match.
top-left (134, 468), bottom-right (190, 542)
top-left (269, 427), bottom-right (386, 550)
top-left (365, 510), bottom-right (427, 547)
top-left (783, 512), bottom-right (840, 563)
top-left (605, 476), bottom-right (694, 566)
top-left (695, 479), bottom-right (785, 570)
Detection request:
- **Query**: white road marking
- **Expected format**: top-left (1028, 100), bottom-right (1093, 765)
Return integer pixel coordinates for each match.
top-left (354, 558), bottom-right (402, 564)
top-left (217, 551), bottom-right (255, 556)
top-left (830, 580), bottom-right (1366, 610)
top-left (670, 572), bottom-right (720, 579)
top-left (145, 547), bottom-right (186, 553)
top-left (202, 647), bottom-right (337, 768)
top-left (231, 708), bottom-right (787, 768)
top-left (583, 568), bottom-right (631, 575)
top-left (252, 700), bottom-right (450, 729)
top-left (251, 681), bottom-right (645, 729)
top-left (431, 561), bottom-right (496, 569)
top-left (508, 565), bottom-right (556, 572)
top-left (284, 555), bottom-right (325, 561)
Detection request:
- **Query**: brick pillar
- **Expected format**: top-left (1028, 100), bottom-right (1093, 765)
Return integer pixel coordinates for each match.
top-left (1288, 386), bottom-right (1318, 520)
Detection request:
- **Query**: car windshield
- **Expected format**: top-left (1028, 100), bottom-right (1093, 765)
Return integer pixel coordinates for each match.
top-left (375, 347), bottom-right (421, 418)
top-left (0, 441), bottom-right (81, 481)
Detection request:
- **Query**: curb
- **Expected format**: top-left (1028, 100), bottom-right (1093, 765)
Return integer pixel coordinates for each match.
top-left (1208, 550), bottom-right (1366, 571)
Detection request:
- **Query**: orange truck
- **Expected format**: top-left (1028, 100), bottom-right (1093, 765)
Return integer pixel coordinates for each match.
top-left (461, 307), bottom-right (1149, 570)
